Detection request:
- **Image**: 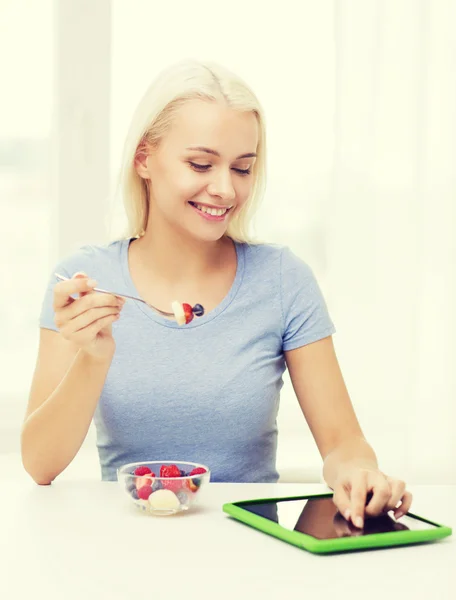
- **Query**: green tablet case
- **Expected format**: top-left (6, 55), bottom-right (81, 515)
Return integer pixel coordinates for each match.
top-left (222, 493), bottom-right (452, 554)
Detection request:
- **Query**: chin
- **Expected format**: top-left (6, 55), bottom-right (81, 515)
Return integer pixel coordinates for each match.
top-left (190, 226), bottom-right (228, 243)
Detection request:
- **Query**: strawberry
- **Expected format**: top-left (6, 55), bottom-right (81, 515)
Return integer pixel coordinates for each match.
top-left (185, 467), bottom-right (207, 493)
top-left (160, 464), bottom-right (183, 493)
top-left (160, 464), bottom-right (181, 478)
top-left (137, 485), bottom-right (153, 500)
top-left (162, 479), bottom-right (183, 493)
top-left (136, 474), bottom-right (155, 491)
top-left (189, 467), bottom-right (207, 476)
top-left (134, 466), bottom-right (152, 476)
top-left (182, 303), bottom-right (194, 324)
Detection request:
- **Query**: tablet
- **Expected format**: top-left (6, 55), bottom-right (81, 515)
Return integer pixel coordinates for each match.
top-left (222, 493), bottom-right (452, 554)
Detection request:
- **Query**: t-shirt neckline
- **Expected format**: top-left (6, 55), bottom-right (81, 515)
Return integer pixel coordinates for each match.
top-left (120, 237), bottom-right (245, 329)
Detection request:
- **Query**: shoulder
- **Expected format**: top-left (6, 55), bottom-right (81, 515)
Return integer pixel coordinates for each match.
top-left (240, 241), bottom-right (314, 280)
top-left (53, 238), bottom-right (127, 279)
top-left (240, 241), bottom-right (282, 268)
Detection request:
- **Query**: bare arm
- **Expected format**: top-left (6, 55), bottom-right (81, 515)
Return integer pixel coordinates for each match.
top-left (21, 274), bottom-right (123, 485)
top-left (20, 330), bottom-right (114, 485)
top-left (286, 335), bottom-right (412, 527)
top-left (285, 335), bottom-right (378, 489)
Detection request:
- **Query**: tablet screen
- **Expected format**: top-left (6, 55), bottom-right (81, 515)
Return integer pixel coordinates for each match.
top-left (238, 497), bottom-right (439, 540)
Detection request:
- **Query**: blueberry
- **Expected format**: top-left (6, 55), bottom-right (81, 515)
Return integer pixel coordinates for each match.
top-left (180, 469), bottom-right (187, 477)
top-left (192, 304), bottom-right (204, 317)
top-left (131, 488), bottom-right (139, 500)
top-left (176, 491), bottom-right (189, 504)
top-left (152, 480), bottom-right (163, 492)
top-left (126, 481), bottom-right (136, 493)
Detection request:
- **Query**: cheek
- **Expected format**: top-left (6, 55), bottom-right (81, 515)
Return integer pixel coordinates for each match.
top-left (234, 179), bottom-right (253, 207)
top-left (173, 170), bottom-right (205, 201)
top-left (151, 174), bottom-right (198, 208)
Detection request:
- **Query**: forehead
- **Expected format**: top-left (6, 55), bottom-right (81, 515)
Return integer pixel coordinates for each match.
top-left (164, 99), bottom-right (258, 155)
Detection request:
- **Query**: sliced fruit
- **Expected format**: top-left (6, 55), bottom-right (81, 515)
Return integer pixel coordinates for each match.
top-left (152, 479), bottom-right (163, 492)
top-left (160, 464), bottom-right (181, 478)
top-left (185, 479), bottom-right (199, 493)
top-left (134, 465), bottom-right (152, 476)
top-left (148, 489), bottom-right (180, 510)
top-left (160, 464), bottom-right (183, 493)
top-left (189, 467), bottom-right (207, 476)
top-left (171, 301), bottom-right (186, 326)
top-left (137, 485), bottom-right (153, 500)
top-left (136, 472), bottom-right (155, 491)
top-left (176, 490), bottom-right (189, 505)
top-left (182, 303), bottom-right (194, 324)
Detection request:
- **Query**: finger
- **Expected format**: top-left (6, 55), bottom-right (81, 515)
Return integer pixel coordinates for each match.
top-left (349, 471), bottom-right (368, 529)
top-left (364, 475), bottom-right (393, 517)
top-left (61, 306), bottom-right (121, 337)
top-left (394, 490), bottom-right (413, 520)
top-left (333, 516), bottom-right (353, 538)
top-left (53, 273), bottom-right (97, 310)
top-left (333, 513), bottom-right (364, 538)
top-left (384, 478), bottom-right (407, 513)
top-left (56, 295), bottom-right (124, 330)
top-left (74, 272), bottom-right (91, 300)
top-left (332, 484), bottom-right (352, 522)
top-left (71, 312), bottom-right (120, 343)
top-left (61, 290), bottom-right (124, 323)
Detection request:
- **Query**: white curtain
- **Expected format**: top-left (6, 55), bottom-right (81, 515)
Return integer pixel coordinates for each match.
top-left (326, 0), bottom-right (455, 483)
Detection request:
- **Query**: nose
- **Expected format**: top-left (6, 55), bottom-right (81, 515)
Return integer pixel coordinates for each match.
top-left (207, 169), bottom-right (236, 204)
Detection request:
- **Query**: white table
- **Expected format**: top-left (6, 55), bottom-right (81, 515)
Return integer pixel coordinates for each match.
top-left (1, 481), bottom-right (454, 600)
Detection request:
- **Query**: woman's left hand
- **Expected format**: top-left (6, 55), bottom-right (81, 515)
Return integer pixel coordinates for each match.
top-left (332, 464), bottom-right (413, 529)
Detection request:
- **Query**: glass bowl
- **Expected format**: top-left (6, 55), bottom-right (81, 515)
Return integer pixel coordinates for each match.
top-left (117, 461), bottom-right (210, 516)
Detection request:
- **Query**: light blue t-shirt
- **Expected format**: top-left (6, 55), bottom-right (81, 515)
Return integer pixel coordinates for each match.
top-left (39, 238), bottom-right (336, 482)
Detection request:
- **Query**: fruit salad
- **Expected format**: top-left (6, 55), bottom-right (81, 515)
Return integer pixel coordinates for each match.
top-left (122, 463), bottom-right (209, 514)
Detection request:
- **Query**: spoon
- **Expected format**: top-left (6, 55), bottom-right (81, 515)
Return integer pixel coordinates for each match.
top-left (55, 273), bottom-right (177, 318)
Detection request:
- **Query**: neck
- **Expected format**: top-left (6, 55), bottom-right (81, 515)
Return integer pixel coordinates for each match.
top-left (132, 217), bottom-right (231, 283)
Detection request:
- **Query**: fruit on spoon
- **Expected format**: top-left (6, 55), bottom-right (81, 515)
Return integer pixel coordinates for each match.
top-left (171, 302), bottom-right (205, 325)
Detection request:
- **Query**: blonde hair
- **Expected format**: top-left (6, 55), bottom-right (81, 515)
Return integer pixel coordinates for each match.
top-left (115, 59), bottom-right (267, 243)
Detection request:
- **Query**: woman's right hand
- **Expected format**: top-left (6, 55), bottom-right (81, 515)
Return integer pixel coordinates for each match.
top-left (53, 272), bottom-right (125, 360)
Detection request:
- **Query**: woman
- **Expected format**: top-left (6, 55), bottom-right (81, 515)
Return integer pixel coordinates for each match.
top-left (21, 59), bottom-right (412, 530)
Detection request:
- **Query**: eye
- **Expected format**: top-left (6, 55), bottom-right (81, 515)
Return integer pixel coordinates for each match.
top-left (188, 162), bottom-right (251, 176)
top-left (188, 162), bottom-right (211, 171)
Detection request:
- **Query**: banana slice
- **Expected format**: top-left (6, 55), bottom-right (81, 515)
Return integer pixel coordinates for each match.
top-left (148, 489), bottom-right (180, 510)
top-left (171, 301), bottom-right (186, 326)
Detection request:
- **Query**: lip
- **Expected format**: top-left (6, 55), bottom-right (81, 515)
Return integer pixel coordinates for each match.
top-left (189, 201), bottom-right (233, 210)
top-left (188, 201), bottom-right (232, 222)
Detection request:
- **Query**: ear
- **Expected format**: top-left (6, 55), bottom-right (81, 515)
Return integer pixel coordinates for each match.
top-left (134, 147), bottom-right (150, 180)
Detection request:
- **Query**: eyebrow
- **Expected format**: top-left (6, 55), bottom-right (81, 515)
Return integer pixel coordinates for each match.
top-left (186, 146), bottom-right (257, 160)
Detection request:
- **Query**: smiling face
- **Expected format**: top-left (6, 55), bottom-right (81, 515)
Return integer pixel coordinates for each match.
top-left (135, 99), bottom-right (259, 243)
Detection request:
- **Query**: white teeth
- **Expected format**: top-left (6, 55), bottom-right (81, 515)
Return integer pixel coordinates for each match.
top-left (194, 204), bottom-right (228, 216)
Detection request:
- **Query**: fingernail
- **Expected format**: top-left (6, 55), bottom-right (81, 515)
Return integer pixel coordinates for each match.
top-left (344, 510), bottom-right (351, 521)
top-left (355, 516), bottom-right (364, 529)
top-left (395, 511), bottom-right (403, 520)
top-left (87, 279), bottom-right (97, 288)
